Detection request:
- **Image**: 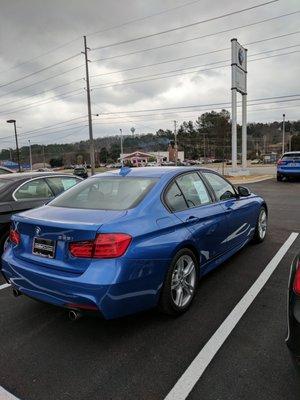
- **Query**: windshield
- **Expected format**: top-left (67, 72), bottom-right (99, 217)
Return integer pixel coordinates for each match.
top-left (50, 176), bottom-right (158, 210)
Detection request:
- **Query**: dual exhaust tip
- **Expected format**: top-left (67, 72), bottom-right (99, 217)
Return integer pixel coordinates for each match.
top-left (12, 288), bottom-right (82, 321)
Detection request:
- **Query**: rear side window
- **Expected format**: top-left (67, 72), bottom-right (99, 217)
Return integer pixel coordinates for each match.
top-left (46, 176), bottom-right (80, 195)
top-left (50, 177), bottom-right (157, 210)
top-left (203, 172), bottom-right (236, 201)
top-left (165, 182), bottom-right (188, 212)
top-left (14, 178), bottom-right (54, 200)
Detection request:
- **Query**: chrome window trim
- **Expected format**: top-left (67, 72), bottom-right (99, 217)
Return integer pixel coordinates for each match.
top-left (12, 174), bottom-right (82, 201)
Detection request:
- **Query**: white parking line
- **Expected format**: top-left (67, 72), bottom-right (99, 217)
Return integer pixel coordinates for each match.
top-left (0, 283), bottom-right (11, 290)
top-left (164, 232), bottom-right (299, 400)
top-left (0, 386), bottom-right (20, 400)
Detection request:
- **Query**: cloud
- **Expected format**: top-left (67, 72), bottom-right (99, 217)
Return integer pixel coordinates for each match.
top-left (0, 0), bottom-right (299, 148)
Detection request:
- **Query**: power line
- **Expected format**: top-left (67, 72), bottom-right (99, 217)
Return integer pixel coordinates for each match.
top-left (96, 94), bottom-right (300, 115)
top-left (91, 11), bottom-right (300, 62)
top-left (90, 0), bottom-right (279, 51)
top-left (0, 53), bottom-right (81, 89)
top-left (90, 36), bottom-right (300, 79)
top-left (90, 49), bottom-right (300, 91)
top-left (0, 64), bottom-right (84, 99)
top-left (0, 0), bottom-right (205, 77)
top-left (87, 0), bottom-right (204, 37)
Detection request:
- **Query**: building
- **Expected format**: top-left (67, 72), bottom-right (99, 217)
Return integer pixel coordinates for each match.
top-left (122, 146), bottom-right (184, 167)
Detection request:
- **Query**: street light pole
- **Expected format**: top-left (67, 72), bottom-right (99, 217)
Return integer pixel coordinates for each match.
top-left (7, 119), bottom-right (21, 172)
top-left (120, 129), bottom-right (124, 167)
top-left (83, 35), bottom-right (96, 175)
top-left (28, 139), bottom-right (32, 170)
top-left (282, 113), bottom-right (286, 155)
top-left (174, 120), bottom-right (178, 166)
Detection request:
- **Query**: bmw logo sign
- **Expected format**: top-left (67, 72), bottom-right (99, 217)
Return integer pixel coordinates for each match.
top-left (238, 48), bottom-right (244, 66)
top-left (35, 226), bottom-right (41, 236)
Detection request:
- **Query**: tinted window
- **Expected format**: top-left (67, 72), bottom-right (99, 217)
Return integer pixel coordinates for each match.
top-left (176, 173), bottom-right (211, 207)
top-left (0, 180), bottom-right (12, 190)
top-left (14, 178), bottom-right (53, 200)
top-left (282, 153), bottom-right (300, 160)
top-left (203, 172), bottom-right (236, 201)
top-left (165, 182), bottom-right (187, 212)
top-left (50, 177), bottom-right (157, 210)
top-left (46, 176), bottom-right (80, 195)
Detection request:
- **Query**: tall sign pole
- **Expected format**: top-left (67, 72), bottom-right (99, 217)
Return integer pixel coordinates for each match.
top-left (83, 35), bottom-right (96, 175)
top-left (174, 120), bottom-right (178, 166)
top-left (231, 38), bottom-right (248, 174)
top-left (282, 113), bottom-right (286, 154)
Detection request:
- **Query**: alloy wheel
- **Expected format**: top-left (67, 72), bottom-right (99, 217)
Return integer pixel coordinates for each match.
top-left (171, 254), bottom-right (196, 308)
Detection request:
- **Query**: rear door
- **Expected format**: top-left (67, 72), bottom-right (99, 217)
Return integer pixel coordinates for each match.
top-left (202, 171), bottom-right (256, 251)
top-left (165, 172), bottom-right (228, 265)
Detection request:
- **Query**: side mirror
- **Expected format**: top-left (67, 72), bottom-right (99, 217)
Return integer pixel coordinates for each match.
top-left (237, 186), bottom-right (251, 197)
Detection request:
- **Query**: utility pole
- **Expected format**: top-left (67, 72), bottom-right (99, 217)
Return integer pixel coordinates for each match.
top-left (83, 35), bottom-right (96, 175)
top-left (282, 113), bottom-right (286, 155)
top-left (28, 139), bottom-right (32, 170)
top-left (42, 145), bottom-right (45, 168)
top-left (120, 129), bottom-right (124, 167)
top-left (7, 119), bottom-right (21, 172)
top-left (174, 120), bottom-right (178, 166)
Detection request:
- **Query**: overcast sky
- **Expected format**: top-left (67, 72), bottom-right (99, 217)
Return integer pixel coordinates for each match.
top-left (0, 0), bottom-right (299, 148)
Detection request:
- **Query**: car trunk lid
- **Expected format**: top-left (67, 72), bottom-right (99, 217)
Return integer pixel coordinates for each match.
top-left (11, 205), bottom-right (127, 274)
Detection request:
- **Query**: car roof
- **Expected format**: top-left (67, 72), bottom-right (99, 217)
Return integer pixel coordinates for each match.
top-left (93, 166), bottom-right (206, 178)
top-left (0, 172), bottom-right (76, 181)
top-left (283, 151), bottom-right (300, 155)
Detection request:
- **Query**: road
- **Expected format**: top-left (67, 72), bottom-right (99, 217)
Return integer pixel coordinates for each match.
top-left (0, 178), bottom-right (299, 400)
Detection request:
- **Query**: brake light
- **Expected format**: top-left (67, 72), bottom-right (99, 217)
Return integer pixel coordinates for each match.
top-left (277, 159), bottom-right (286, 165)
top-left (293, 261), bottom-right (300, 295)
top-left (9, 228), bottom-right (20, 245)
top-left (69, 233), bottom-right (132, 259)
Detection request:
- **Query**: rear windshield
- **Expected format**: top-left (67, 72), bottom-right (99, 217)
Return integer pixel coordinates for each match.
top-left (50, 177), bottom-right (158, 210)
top-left (282, 153), bottom-right (300, 160)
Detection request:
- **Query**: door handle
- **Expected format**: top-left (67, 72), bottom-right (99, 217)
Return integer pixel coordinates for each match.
top-left (186, 216), bottom-right (199, 223)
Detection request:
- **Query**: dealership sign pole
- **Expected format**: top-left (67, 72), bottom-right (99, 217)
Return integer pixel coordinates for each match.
top-left (231, 38), bottom-right (248, 173)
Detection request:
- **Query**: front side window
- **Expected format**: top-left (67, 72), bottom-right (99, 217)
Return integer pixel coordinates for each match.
top-left (203, 172), bottom-right (236, 201)
top-left (46, 176), bottom-right (80, 196)
top-left (14, 178), bottom-right (54, 200)
top-left (50, 177), bottom-right (157, 210)
top-left (165, 173), bottom-right (211, 212)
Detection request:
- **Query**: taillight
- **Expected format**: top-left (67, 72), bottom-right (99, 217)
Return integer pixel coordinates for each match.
top-left (9, 228), bottom-right (20, 245)
top-left (69, 233), bottom-right (132, 259)
top-left (293, 261), bottom-right (300, 295)
top-left (277, 159), bottom-right (286, 165)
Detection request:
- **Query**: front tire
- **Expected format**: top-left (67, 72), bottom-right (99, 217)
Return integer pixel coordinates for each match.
top-left (252, 207), bottom-right (267, 243)
top-left (159, 248), bottom-right (198, 316)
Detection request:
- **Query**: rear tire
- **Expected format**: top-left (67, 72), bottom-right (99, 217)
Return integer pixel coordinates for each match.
top-left (252, 207), bottom-right (267, 243)
top-left (277, 173), bottom-right (283, 182)
top-left (159, 248), bottom-right (199, 316)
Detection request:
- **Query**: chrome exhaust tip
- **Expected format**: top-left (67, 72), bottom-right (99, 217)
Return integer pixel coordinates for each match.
top-left (68, 310), bottom-right (82, 321)
top-left (12, 288), bottom-right (22, 297)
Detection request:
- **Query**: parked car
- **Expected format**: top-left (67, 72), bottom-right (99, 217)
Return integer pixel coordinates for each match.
top-left (277, 151), bottom-right (300, 181)
top-left (0, 166), bottom-right (14, 174)
top-left (286, 253), bottom-right (300, 369)
top-left (73, 166), bottom-right (88, 179)
top-left (0, 172), bottom-right (82, 253)
top-left (2, 167), bottom-right (267, 320)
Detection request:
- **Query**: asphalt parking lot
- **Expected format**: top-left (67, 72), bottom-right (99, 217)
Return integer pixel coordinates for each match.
top-left (0, 178), bottom-right (299, 400)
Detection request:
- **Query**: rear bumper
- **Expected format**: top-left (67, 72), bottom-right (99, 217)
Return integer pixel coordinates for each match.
top-left (1, 247), bottom-right (169, 319)
top-left (277, 168), bottom-right (300, 177)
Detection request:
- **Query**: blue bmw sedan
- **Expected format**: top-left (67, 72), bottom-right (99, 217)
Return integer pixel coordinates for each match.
top-left (1, 167), bottom-right (267, 320)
